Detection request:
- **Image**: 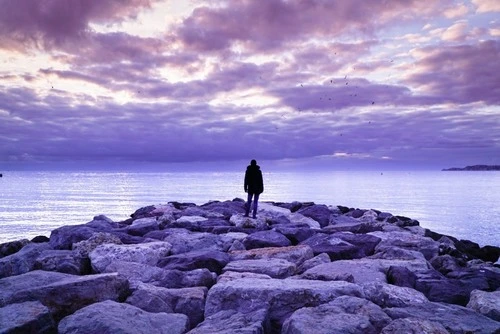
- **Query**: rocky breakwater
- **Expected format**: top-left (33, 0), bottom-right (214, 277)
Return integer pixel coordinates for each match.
top-left (1, 199), bottom-right (499, 334)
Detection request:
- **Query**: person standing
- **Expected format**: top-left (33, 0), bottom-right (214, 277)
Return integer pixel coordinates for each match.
top-left (244, 159), bottom-right (264, 218)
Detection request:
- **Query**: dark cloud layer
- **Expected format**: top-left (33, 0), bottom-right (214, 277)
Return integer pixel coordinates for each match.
top-left (1, 0), bottom-right (499, 169)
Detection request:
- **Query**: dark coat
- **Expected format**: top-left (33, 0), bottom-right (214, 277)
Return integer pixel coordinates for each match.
top-left (244, 164), bottom-right (264, 194)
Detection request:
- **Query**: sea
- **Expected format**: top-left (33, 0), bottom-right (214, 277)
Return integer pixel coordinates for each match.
top-left (0, 170), bottom-right (499, 248)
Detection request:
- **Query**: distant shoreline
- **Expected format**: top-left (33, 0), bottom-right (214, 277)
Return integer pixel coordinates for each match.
top-left (442, 165), bottom-right (500, 171)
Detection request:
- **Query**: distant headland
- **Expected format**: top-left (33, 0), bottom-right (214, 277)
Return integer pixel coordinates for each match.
top-left (442, 165), bottom-right (500, 171)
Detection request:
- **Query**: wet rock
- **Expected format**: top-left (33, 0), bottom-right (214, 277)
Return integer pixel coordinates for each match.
top-left (242, 230), bottom-right (291, 249)
top-left (223, 258), bottom-right (296, 278)
top-left (157, 250), bottom-right (230, 274)
top-left (58, 300), bottom-right (189, 334)
top-left (0, 242), bottom-right (51, 278)
top-left (126, 283), bottom-right (207, 328)
top-left (466, 289), bottom-right (500, 321)
top-left (31, 235), bottom-right (50, 243)
top-left (385, 301), bottom-right (500, 334)
top-left (0, 301), bottom-right (56, 334)
top-left (188, 308), bottom-right (270, 334)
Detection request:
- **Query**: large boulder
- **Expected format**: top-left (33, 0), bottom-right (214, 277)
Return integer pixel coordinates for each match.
top-left (0, 242), bottom-right (51, 278)
top-left (300, 258), bottom-right (429, 284)
top-left (369, 231), bottom-right (440, 260)
top-left (157, 250), bottom-right (230, 274)
top-left (362, 282), bottom-right (428, 308)
top-left (156, 229), bottom-right (233, 254)
top-left (229, 245), bottom-right (313, 266)
top-left (188, 308), bottom-right (270, 334)
top-left (297, 204), bottom-right (332, 227)
top-left (380, 318), bottom-right (449, 334)
top-left (58, 300), bottom-right (189, 334)
top-left (89, 241), bottom-right (172, 273)
top-left (49, 225), bottom-right (96, 250)
top-left (223, 259), bottom-right (296, 278)
top-left (0, 301), bottom-right (56, 334)
top-left (282, 296), bottom-right (391, 334)
top-left (466, 289), bottom-right (500, 321)
top-left (126, 283), bottom-right (207, 328)
top-left (0, 239), bottom-right (30, 258)
top-left (300, 233), bottom-right (380, 260)
top-left (100, 260), bottom-right (215, 289)
top-left (205, 278), bottom-right (364, 329)
top-left (34, 249), bottom-right (90, 275)
top-left (0, 270), bottom-right (129, 320)
top-left (385, 301), bottom-right (500, 334)
top-left (296, 253), bottom-right (331, 274)
top-left (242, 230), bottom-right (292, 249)
top-left (72, 231), bottom-right (122, 257)
top-left (125, 217), bottom-right (160, 236)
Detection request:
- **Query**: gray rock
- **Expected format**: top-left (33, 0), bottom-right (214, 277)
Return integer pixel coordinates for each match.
top-left (126, 283), bottom-right (207, 328)
top-left (85, 215), bottom-right (120, 229)
top-left (223, 259), bottom-right (296, 278)
top-left (369, 231), bottom-right (440, 260)
top-left (300, 233), bottom-right (379, 260)
top-left (296, 253), bottom-right (331, 274)
top-left (49, 225), bottom-right (96, 250)
top-left (0, 239), bottom-right (30, 258)
top-left (0, 270), bottom-right (129, 320)
top-left (229, 245), bottom-right (313, 266)
top-left (230, 214), bottom-right (269, 229)
top-left (272, 226), bottom-right (315, 244)
top-left (34, 249), bottom-right (90, 275)
top-left (301, 258), bottom-right (429, 284)
top-left (282, 296), bottom-right (391, 334)
top-left (217, 271), bottom-right (273, 283)
top-left (362, 282), bottom-right (428, 308)
top-left (205, 278), bottom-right (364, 329)
top-left (0, 242), bottom-right (51, 278)
top-left (297, 204), bottom-right (332, 227)
top-left (380, 318), bottom-right (449, 334)
top-left (157, 250), bottom-right (230, 274)
top-left (90, 241), bottom-right (172, 273)
top-left (125, 217), bottom-right (160, 236)
top-left (242, 231), bottom-right (291, 249)
top-left (101, 260), bottom-right (215, 289)
top-left (385, 301), bottom-right (500, 334)
top-left (369, 246), bottom-right (426, 261)
top-left (0, 301), bottom-right (56, 334)
top-left (72, 231), bottom-right (122, 257)
top-left (58, 300), bottom-right (189, 334)
top-left (188, 308), bottom-right (270, 334)
top-left (160, 229), bottom-right (232, 254)
top-left (467, 289), bottom-right (500, 321)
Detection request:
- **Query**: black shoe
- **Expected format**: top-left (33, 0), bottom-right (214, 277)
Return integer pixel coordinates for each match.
top-left (252, 214), bottom-right (257, 219)
top-left (244, 214), bottom-right (249, 217)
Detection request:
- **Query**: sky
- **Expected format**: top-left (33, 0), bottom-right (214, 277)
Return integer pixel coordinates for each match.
top-left (0, 0), bottom-right (499, 171)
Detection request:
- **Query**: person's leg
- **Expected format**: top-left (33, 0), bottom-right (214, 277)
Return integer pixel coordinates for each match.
top-left (245, 192), bottom-right (253, 217)
top-left (252, 193), bottom-right (260, 218)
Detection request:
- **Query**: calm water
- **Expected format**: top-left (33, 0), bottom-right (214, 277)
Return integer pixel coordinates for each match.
top-left (0, 171), bottom-right (499, 247)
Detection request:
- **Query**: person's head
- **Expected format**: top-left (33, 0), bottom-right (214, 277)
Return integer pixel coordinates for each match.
top-left (250, 159), bottom-right (257, 166)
